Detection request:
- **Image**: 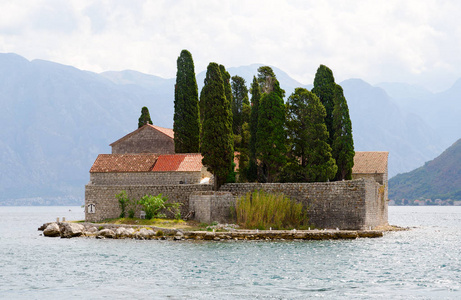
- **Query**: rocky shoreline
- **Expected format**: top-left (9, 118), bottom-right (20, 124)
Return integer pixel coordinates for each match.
top-left (38, 222), bottom-right (391, 241)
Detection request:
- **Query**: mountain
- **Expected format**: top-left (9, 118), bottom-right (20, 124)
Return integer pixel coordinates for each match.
top-left (377, 81), bottom-right (461, 151)
top-left (0, 53), bottom-right (459, 204)
top-left (341, 79), bottom-right (444, 176)
top-left (389, 138), bottom-right (461, 201)
top-left (0, 53), bottom-right (175, 205)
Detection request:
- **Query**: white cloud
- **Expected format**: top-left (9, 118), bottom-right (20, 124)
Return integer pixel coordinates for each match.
top-left (1, 0), bottom-right (461, 91)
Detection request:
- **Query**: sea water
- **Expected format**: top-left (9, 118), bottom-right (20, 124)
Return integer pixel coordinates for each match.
top-left (0, 206), bottom-right (460, 299)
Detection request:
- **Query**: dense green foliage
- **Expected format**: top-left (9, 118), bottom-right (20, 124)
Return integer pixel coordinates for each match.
top-left (219, 64), bottom-right (233, 135)
top-left (389, 138), bottom-right (461, 201)
top-left (247, 76), bottom-right (261, 182)
top-left (138, 106), bottom-right (153, 128)
top-left (231, 75), bottom-right (250, 139)
top-left (331, 84), bottom-right (355, 180)
top-left (116, 190), bottom-right (129, 218)
top-left (174, 49), bottom-right (200, 153)
top-left (200, 63), bottom-right (234, 190)
top-left (231, 75), bottom-right (250, 181)
top-left (284, 88), bottom-right (337, 182)
top-left (312, 65), bottom-right (336, 146)
top-left (138, 194), bottom-right (167, 219)
top-left (235, 190), bottom-right (309, 230)
top-left (256, 78), bottom-right (286, 182)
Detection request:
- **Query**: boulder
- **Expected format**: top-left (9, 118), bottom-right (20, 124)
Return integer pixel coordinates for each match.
top-left (85, 226), bottom-right (98, 236)
top-left (97, 229), bottom-right (115, 238)
top-left (43, 223), bottom-right (60, 237)
top-left (134, 228), bottom-right (155, 239)
top-left (59, 223), bottom-right (84, 238)
top-left (115, 227), bottom-right (135, 239)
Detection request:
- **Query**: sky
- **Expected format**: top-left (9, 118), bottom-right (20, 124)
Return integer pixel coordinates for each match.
top-left (1, 0), bottom-right (461, 92)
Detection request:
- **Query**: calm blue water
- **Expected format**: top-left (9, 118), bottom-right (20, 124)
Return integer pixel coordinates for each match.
top-left (0, 206), bottom-right (460, 299)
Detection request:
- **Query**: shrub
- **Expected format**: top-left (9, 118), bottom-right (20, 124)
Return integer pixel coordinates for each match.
top-left (166, 202), bottom-right (182, 220)
top-left (116, 191), bottom-right (130, 218)
top-left (138, 194), bottom-right (167, 219)
top-left (116, 190), bottom-right (137, 218)
top-left (235, 190), bottom-right (308, 230)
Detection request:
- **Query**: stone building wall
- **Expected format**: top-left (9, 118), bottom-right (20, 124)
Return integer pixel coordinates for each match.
top-left (90, 172), bottom-right (202, 185)
top-left (85, 178), bottom-right (387, 229)
top-left (111, 127), bottom-right (174, 154)
top-left (352, 172), bottom-right (388, 206)
top-left (85, 184), bottom-right (213, 222)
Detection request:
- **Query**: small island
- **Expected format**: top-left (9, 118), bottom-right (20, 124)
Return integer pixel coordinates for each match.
top-left (43, 51), bottom-right (391, 239)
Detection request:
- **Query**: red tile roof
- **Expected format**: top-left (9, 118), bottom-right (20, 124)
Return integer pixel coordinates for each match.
top-left (109, 124), bottom-right (174, 146)
top-left (90, 154), bottom-right (158, 173)
top-left (352, 151), bottom-right (388, 174)
top-left (153, 154), bottom-right (203, 172)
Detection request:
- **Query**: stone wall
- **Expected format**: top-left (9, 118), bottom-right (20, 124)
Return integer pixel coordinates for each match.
top-left (111, 127), bottom-right (174, 154)
top-left (85, 179), bottom-right (387, 229)
top-left (189, 191), bottom-right (234, 224)
top-left (90, 171), bottom-right (202, 185)
top-left (219, 179), bottom-right (387, 230)
top-left (352, 172), bottom-right (388, 207)
top-left (85, 184), bottom-right (212, 222)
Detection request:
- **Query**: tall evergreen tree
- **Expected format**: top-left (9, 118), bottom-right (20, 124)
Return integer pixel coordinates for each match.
top-left (284, 88), bottom-right (337, 182)
top-left (219, 65), bottom-right (233, 134)
top-left (174, 49), bottom-right (200, 153)
top-left (284, 89), bottom-right (311, 181)
top-left (230, 75), bottom-right (249, 138)
top-left (138, 106), bottom-right (153, 128)
top-left (247, 76), bottom-right (261, 182)
top-left (332, 84), bottom-right (355, 180)
top-left (200, 63), bottom-right (234, 190)
top-left (312, 65), bottom-right (336, 146)
top-left (256, 78), bottom-right (286, 183)
top-left (231, 75), bottom-right (250, 180)
top-left (257, 66), bottom-right (285, 97)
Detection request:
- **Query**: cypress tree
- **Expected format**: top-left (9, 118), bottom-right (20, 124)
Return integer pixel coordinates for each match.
top-left (312, 65), bottom-right (336, 146)
top-left (284, 88), bottom-right (337, 182)
top-left (247, 76), bottom-right (261, 182)
top-left (332, 84), bottom-right (355, 180)
top-left (231, 75), bottom-right (250, 181)
top-left (200, 63), bottom-right (234, 190)
top-left (257, 66), bottom-right (285, 98)
top-left (304, 89), bottom-right (337, 182)
top-left (284, 89), bottom-right (311, 181)
top-left (256, 78), bottom-right (286, 183)
top-left (138, 106), bottom-right (153, 128)
top-left (230, 75), bottom-right (249, 138)
top-left (219, 65), bottom-right (233, 133)
top-left (174, 49), bottom-right (200, 153)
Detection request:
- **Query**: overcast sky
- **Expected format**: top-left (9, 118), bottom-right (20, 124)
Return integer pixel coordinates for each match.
top-left (1, 0), bottom-right (460, 92)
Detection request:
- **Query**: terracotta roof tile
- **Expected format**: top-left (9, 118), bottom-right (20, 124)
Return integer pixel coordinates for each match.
top-left (153, 153), bottom-right (203, 172)
top-left (352, 151), bottom-right (388, 174)
top-left (90, 154), bottom-right (158, 173)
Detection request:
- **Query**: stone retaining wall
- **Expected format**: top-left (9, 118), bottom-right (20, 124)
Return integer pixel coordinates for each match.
top-left (189, 191), bottom-right (234, 224)
top-left (218, 178), bottom-right (387, 230)
top-left (85, 184), bottom-right (212, 222)
top-left (85, 179), bottom-right (387, 229)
